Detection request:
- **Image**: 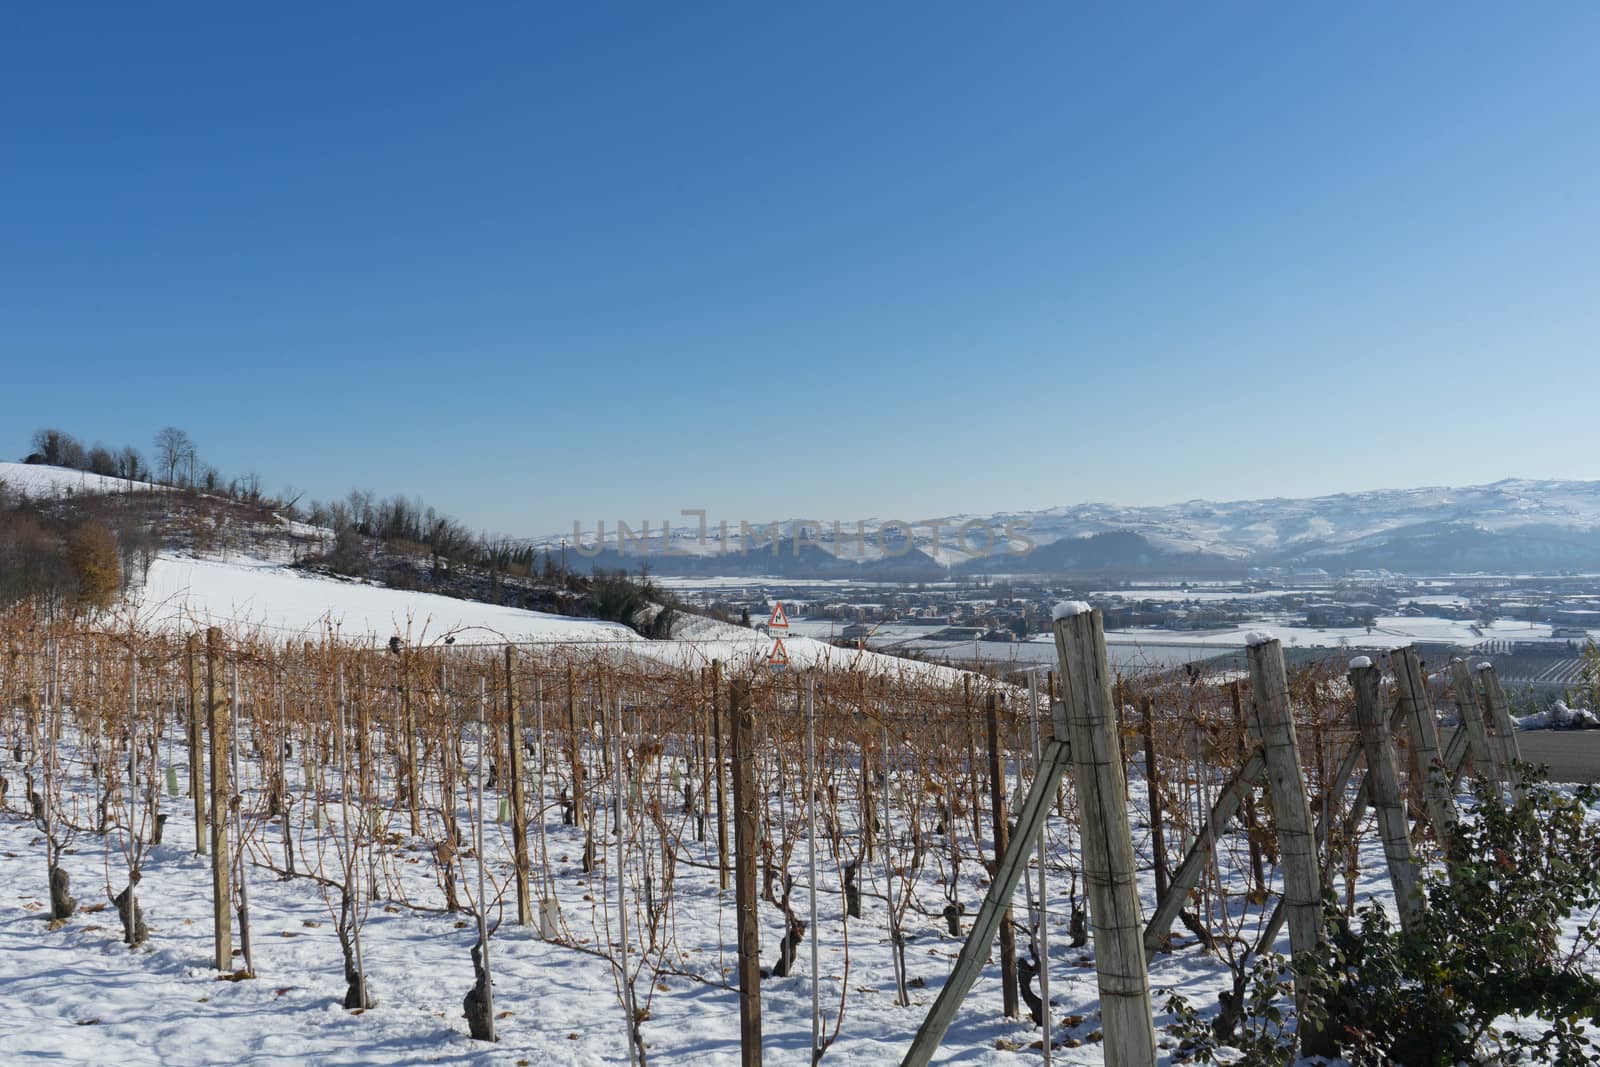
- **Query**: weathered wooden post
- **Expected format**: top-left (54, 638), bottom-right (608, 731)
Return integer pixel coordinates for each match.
top-left (712, 659), bottom-right (729, 892)
top-left (1476, 664), bottom-right (1524, 803)
top-left (187, 634), bottom-right (206, 856)
top-left (729, 679), bottom-right (762, 1066)
top-left (354, 663), bottom-right (374, 803)
top-left (1054, 604), bottom-right (1157, 1065)
top-left (1025, 668), bottom-right (1053, 1061)
top-left (1449, 658), bottom-right (1500, 784)
top-left (806, 677), bottom-right (822, 1064)
top-left (1349, 657), bottom-right (1420, 932)
top-left (505, 646), bottom-right (531, 926)
top-left (205, 627), bottom-right (233, 971)
top-left (1245, 633), bottom-right (1330, 1057)
top-left (230, 668), bottom-right (255, 976)
top-left (985, 691), bottom-right (1020, 1019)
top-left (1140, 696), bottom-right (1169, 902)
top-left (1390, 645), bottom-right (1457, 849)
top-left (566, 663), bottom-right (585, 832)
top-left (401, 653), bottom-right (419, 837)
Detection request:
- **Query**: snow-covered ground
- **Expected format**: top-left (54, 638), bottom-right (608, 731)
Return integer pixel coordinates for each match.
top-left (4, 711), bottom-right (1590, 1065)
top-left (0, 711), bottom-right (1400, 1066)
top-left (125, 553), bottom-right (976, 688)
top-left (0, 460), bottom-right (159, 498)
top-left (136, 553), bottom-right (642, 647)
top-left (1516, 700), bottom-right (1600, 731)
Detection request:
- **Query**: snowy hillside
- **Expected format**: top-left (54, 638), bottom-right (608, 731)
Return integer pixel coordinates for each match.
top-left (124, 553), bottom-right (974, 684)
top-left (0, 460), bottom-right (159, 498)
top-left (135, 554), bottom-right (641, 646)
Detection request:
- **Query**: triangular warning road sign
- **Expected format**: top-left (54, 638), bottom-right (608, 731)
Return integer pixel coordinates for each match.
top-left (767, 637), bottom-right (790, 670)
top-left (768, 601), bottom-right (790, 630)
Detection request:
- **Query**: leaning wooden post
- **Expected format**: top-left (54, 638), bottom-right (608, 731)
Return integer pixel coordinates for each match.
top-left (1245, 634), bottom-right (1330, 1058)
top-left (1143, 747), bottom-right (1266, 954)
top-left (506, 646), bottom-right (532, 926)
top-left (1053, 605), bottom-right (1157, 1065)
top-left (205, 627), bottom-right (233, 971)
top-left (1449, 658), bottom-right (1500, 785)
top-left (1349, 657), bottom-right (1420, 933)
top-left (1390, 645), bottom-right (1457, 850)
top-left (1476, 664), bottom-right (1524, 803)
top-left (984, 692), bottom-right (1020, 1019)
top-left (187, 634), bottom-right (206, 856)
top-left (729, 679), bottom-right (763, 1065)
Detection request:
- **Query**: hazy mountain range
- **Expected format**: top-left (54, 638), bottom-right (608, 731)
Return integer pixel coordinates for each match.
top-left (532, 479), bottom-right (1600, 579)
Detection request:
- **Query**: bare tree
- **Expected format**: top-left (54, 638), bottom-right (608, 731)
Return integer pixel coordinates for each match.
top-left (153, 427), bottom-right (194, 486)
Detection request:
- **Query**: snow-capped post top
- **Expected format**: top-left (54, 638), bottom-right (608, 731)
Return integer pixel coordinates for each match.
top-left (1243, 630), bottom-right (1276, 648)
top-left (1475, 661), bottom-right (1492, 671)
top-left (1348, 655), bottom-right (1373, 670)
top-left (1052, 600), bottom-right (1091, 622)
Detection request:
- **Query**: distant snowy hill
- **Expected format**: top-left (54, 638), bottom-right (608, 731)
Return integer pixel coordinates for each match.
top-left (0, 460), bottom-right (158, 498)
top-left (0, 462), bottom-right (967, 680)
top-left (532, 479), bottom-right (1600, 576)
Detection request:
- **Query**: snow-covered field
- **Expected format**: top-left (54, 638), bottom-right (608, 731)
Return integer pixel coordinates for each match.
top-left (0, 710), bottom-right (1397, 1066)
top-left (0, 459), bottom-right (159, 498)
top-left (127, 552), bottom-right (976, 688)
top-left (2, 622), bottom-right (1595, 1065)
top-left (136, 553), bottom-right (643, 647)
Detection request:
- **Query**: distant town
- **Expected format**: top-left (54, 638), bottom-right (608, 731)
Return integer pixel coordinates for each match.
top-left (663, 569), bottom-right (1600, 705)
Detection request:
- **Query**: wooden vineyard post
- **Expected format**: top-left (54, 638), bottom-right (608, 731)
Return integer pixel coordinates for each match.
top-left (1053, 607), bottom-right (1156, 1066)
top-left (984, 692), bottom-right (1020, 1019)
top-left (1140, 696), bottom-right (1169, 902)
top-left (506, 646), bottom-right (532, 926)
top-left (1024, 669), bottom-right (1053, 1063)
top-left (230, 668), bottom-right (255, 976)
top-left (1476, 664), bottom-right (1524, 803)
top-left (729, 679), bottom-right (762, 1065)
top-left (187, 634), bottom-right (206, 856)
top-left (205, 627), bottom-right (233, 971)
top-left (805, 677), bottom-right (822, 1064)
top-left (402, 654), bottom-right (419, 837)
top-left (1449, 658), bottom-right (1500, 785)
top-left (907, 610), bottom-right (1160, 1065)
top-left (1349, 658), bottom-right (1420, 932)
top-left (1390, 645), bottom-right (1458, 849)
top-left (1245, 635), bottom-right (1330, 1058)
top-left (712, 659), bottom-right (729, 892)
top-left (567, 663), bottom-right (585, 832)
top-left (860, 673), bottom-right (874, 864)
top-left (355, 664), bottom-right (374, 804)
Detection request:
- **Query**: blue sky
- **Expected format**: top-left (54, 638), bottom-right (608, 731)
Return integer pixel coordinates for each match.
top-left (3, 3), bottom-right (1598, 536)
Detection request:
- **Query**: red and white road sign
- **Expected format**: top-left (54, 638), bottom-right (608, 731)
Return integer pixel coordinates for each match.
top-left (768, 601), bottom-right (789, 630)
top-left (768, 637), bottom-right (790, 670)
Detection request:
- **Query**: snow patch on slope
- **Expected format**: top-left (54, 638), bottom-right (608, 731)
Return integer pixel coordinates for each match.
top-left (136, 554), bottom-right (639, 645)
top-left (0, 461), bottom-right (158, 498)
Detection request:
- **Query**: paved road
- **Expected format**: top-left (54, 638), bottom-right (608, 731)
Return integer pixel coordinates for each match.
top-left (1510, 729), bottom-right (1600, 784)
top-left (1445, 727), bottom-right (1600, 783)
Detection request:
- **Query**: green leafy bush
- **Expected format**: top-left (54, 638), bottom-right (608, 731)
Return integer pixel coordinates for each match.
top-left (1323, 770), bottom-right (1600, 1065)
top-left (1168, 769), bottom-right (1600, 1064)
